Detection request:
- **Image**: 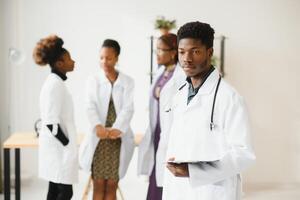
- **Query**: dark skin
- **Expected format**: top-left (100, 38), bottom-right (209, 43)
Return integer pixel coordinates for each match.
top-left (54, 51), bottom-right (75, 74)
top-left (179, 38), bottom-right (213, 88)
top-left (93, 46), bottom-right (121, 200)
top-left (166, 38), bottom-right (213, 177)
top-left (100, 47), bottom-right (119, 83)
top-left (156, 38), bottom-right (177, 68)
top-left (154, 39), bottom-right (177, 98)
top-left (96, 47), bottom-right (122, 140)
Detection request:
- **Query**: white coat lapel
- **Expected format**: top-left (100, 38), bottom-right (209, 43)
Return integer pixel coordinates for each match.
top-left (160, 64), bottom-right (185, 110)
top-left (197, 69), bottom-right (220, 96)
top-left (111, 72), bottom-right (125, 114)
top-left (150, 66), bottom-right (165, 94)
top-left (149, 66), bottom-right (165, 131)
top-left (185, 69), bottom-right (220, 110)
top-left (98, 71), bottom-right (112, 121)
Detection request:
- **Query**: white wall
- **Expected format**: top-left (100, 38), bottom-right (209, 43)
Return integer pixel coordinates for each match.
top-left (1, 0), bottom-right (300, 189)
top-left (0, 0), bottom-right (4, 141)
top-left (0, 0), bottom-right (5, 187)
top-left (0, 0), bottom-right (18, 167)
top-left (0, 1), bottom-right (9, 143)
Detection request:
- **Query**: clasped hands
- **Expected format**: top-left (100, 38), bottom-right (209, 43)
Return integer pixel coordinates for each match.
top-left (95, 125), bottom-right (121, 140)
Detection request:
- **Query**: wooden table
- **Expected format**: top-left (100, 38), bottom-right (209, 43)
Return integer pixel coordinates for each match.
top-left (3, 132), bottom-right (143, 200)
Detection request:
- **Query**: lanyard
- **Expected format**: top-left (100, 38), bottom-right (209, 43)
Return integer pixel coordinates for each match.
top-left (210, 75), bottom-right (222, 131)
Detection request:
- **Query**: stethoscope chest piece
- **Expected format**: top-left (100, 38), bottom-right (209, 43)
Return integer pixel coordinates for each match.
top-left (210, 122), bottom-right (216, 131)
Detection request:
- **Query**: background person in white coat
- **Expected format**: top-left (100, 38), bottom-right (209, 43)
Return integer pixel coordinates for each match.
top-left (164, 22), bottom-right (256, 200)
top-left (79, 39), bottom-right (135, 200)
top-left (33, 35), bottom-right (78, 200)
top-left (138, 33), bottom-right (186, 200)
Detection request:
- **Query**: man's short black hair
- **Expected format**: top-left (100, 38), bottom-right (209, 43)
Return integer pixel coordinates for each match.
top-left (177, 21), bottom-right (215, 48)
top-left (102, 39), bottom-right (121, 56)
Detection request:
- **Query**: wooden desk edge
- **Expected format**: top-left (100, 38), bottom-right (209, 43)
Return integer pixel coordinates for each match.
top-left (3, 133), bottom-right (145, 149)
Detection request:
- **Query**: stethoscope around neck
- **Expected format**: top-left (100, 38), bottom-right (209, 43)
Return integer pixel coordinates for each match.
top-left (210, 75), bottom-right (222, 131)
top-left (165, 75), bottom-right (222, 132)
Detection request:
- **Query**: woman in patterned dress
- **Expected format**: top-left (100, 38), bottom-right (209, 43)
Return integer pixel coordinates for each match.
top-left (80, 39), bottom-right (135, 200)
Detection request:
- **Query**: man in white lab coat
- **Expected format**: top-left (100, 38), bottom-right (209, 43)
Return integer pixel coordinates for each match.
top-left (163, 21), bottom-right (256, 200)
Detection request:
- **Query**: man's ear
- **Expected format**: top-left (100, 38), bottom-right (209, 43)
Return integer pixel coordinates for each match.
top-left (208, 48), bottom-right (214, 57)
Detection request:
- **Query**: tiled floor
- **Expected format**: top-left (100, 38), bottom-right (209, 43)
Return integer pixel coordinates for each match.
top-left (1, 150), bottom-right (300, 199)
top-left (0, 171), bottom-right (148, 200)
top-left (243, 183), bottom-right (300, 200)
top-left (2, 181), bottom-right (300, 200)
top-left (0, 149), bottom-right (149, 200)
top-left (2, 174), bottom-right (300, 200)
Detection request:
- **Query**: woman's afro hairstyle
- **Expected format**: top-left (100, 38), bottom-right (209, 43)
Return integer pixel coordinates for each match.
top-left (33, 35), bottom-right (66, 66)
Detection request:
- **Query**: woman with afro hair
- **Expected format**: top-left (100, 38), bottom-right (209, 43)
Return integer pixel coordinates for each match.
top-left (33, 35), bottom-right (78, 200)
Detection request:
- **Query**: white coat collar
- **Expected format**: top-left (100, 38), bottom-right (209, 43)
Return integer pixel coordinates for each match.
top-left (98, 68), bottom-right (125, 88)
top-left (151, 63), bottom-right (185, 90)
top-left (171, 63), bottom-right (186, 86)
top-left (152, 65), bottom-right (165, 85)
top-left (189, 68), bottom-right (220, 96)
top-left (162, 63), bottom-right (185, 89)
top-left (150, 65), bottom-right (168, 93)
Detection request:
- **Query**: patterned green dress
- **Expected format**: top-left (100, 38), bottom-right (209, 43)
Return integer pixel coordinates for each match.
top-left (92, 95), bottom-right (121, 181)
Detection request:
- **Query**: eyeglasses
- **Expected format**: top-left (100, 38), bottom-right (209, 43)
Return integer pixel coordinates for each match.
top-left (154, 48), bottom-right (174, 54)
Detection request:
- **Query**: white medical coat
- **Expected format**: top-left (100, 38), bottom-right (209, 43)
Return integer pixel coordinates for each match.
top-left (163, 69), bottom-right (256, 200)
top-left (39, 73), bottom-right (78, 184)
top-left (138, 64), bottom-right (186, 186)
top-left (79, 70), bottom-right (135, 179)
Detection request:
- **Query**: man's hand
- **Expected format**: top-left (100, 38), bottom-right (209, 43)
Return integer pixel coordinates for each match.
top-left (166, 157), bottom-right (189, 177)
top-left (95, 125), bottom-right (108, 139)
top-left (107, 128), bottom-right (122, 139)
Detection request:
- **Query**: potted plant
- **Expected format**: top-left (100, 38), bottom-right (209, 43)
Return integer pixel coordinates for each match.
top-left (154, 16), bottom-right (176, 35)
